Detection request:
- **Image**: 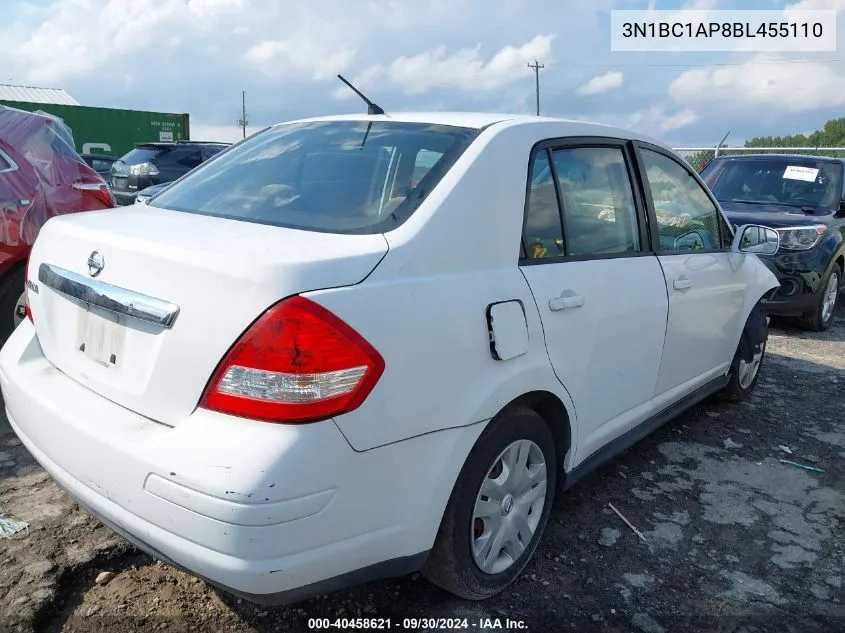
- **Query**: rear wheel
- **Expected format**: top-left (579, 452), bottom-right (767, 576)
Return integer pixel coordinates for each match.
top-left (801, 265), bottom-right (840, 332)
top-left (422, 407), bottom-right (556, 600)
top-left (0, 267), bottom-right (25, 340)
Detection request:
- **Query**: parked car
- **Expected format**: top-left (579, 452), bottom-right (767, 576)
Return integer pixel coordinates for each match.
top-left (135, 181), bottom-right (172, 204)
top-left (110, 140), bottom-right (228, 205)
top-left (81, 153), bottom-right (118, 180)
top-left (0, 105), bottom-right (114, 339)
top-left (701, 154), bottom-right (845, 330)
top-left (1, 113), bottom-right (779, 605)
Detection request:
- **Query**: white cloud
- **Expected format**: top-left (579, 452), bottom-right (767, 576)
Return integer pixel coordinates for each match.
top-left (577, 71), bottom-right (624, 96)
top-left (389, 35), bottom-right (554, 95)
top-left (243, 39), bottom-right (356, 79)
top-left (241, 12), bottom-right (357, 80)
top-left (333, 35), bottom-right (555, 100)
top-left (628, 106), bottom-right (699, 133)
top-left (191, 123), bottom-right (249, 144)
top-left (786, 0), bottom-right (845, 9)
top-left (11, 0), bottom-right (249, 84)
top-left (668, 55), bottom-right (845, 113)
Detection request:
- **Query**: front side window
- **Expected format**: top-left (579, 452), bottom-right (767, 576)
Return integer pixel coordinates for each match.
top-left (150, 121), bottom-right (479, 234)
top-left (552, 147), bottom-right (640, 256)
top-left (641, 149), bottom-right (723, 252)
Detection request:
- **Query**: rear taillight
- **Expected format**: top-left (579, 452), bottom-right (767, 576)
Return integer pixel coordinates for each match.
top-left (200, 296), bottom-right (385, 423)
top-left (73, 181), bottom-right (115, 209)
top-left (129, 162), bottom-right (159, 176)
top-left (24, 258), bottom-right (32, 323)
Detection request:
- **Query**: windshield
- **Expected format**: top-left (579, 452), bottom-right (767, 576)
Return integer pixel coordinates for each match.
top-left (149, 121), bottom-right (479, 234)
top-left (701, 158), bottom-right (843, 212)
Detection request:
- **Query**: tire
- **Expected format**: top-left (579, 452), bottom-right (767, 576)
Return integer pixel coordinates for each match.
top-left (0, 266), bottom-right (25, 341)
top-left (718, 335), bottom-right (766, 403)
top-left (422, 406), bottom-right (556, 600)
top-left (800, 264), bottom-right (840, 332)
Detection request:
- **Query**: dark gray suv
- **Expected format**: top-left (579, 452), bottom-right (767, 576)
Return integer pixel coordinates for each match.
top-left (110, 140), bottom-right (228, 205)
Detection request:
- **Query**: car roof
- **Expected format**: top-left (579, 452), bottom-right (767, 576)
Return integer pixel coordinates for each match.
top-left (276, 112), bottom-right (658, 142)
top-left (82, 153), bottom-right (116, 159)
top-left (714, 153), bottom-right (845, 164)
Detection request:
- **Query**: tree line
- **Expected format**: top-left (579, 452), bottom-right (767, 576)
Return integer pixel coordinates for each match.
top-left (682, 117), bottom-right (845, 172)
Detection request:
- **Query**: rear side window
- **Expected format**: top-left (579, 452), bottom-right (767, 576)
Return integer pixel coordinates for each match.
top-left (524, 150), bottom-right (564, 259)
top-left (522, 145), bottom-right (641, 259)
top-left (552, 147), bottom-right (640, 256)
top-left (176, 151), bottom-right (203, 169)
top-left (121, 147), bottom-right (166, 165)
top-left (640, 149), bottom-right (723, 252)
top-left (0, 149), bottom-right (14, 172)
top-left (149, 122), bottom-right (479, 234)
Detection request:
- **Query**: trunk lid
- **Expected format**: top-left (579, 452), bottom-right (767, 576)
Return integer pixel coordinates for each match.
top-left (27, 205), bottom-right (388, 426)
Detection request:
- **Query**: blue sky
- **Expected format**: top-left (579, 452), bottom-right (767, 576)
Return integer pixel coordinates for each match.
top-left (1, 0), bottom-right (843, 146)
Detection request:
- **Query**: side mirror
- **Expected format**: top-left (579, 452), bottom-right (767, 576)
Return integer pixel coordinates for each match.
top-left (731, 224), bottom-right (779, 256)
top-left (674, 230), bottom-right (705, 251)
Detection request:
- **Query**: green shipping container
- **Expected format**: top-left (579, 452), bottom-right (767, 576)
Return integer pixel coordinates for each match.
top-left (0, 100), bottom-right (190, 158)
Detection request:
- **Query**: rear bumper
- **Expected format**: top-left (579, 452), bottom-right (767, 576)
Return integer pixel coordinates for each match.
top-left (0, 322), bottom-right (467, 601)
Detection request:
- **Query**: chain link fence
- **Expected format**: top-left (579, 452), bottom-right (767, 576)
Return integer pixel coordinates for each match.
top-left (674, 147), bottom-right (845, 173)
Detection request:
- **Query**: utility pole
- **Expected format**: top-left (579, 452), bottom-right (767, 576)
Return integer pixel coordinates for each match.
top-left (527, 59), bottom-right (544, 116)
top-left (237, 90), bottom-right (249, 139)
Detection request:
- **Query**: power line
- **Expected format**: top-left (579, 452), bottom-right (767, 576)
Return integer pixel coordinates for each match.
top-left (543, 58), bottom-right (839, 68)
top-left (527, 59), bottom-right (544, 116)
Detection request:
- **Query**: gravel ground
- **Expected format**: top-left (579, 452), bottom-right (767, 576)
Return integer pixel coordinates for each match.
top-left (1, 304), bottom-right (843, 633)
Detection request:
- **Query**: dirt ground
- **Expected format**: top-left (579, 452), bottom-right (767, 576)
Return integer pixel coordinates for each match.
top-left (1, 305), bottom-right (843, 633)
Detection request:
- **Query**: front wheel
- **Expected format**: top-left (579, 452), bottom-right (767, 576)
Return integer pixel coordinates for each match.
top-left (422, 406), bottom-right (556, 600)
top-left (801, 265), bottom-right (840, 332)
top-left (718, 337), bottom-right (766, 402)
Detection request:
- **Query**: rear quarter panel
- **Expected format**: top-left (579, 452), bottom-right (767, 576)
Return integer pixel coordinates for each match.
top-left (308, 122), bottom-right (590, 457)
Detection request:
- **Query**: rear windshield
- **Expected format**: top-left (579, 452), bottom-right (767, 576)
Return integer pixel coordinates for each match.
top-left (701, 158), bottom-right (844, 212)
top-left (121, 146), bottom-right (167, 165)
top-left (148, 121), bottom-right (480, 234)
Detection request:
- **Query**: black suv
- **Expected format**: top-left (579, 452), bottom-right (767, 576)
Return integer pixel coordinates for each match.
top-left (701, 154), bottom-right (845, 330)
top-left (110, 140), bottom-right (228, 205)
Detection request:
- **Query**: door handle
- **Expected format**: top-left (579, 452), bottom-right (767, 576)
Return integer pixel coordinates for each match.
top-left (549, 291), bottom-right (585, 311)
top-left (673, 277), bottom-right (694, 291)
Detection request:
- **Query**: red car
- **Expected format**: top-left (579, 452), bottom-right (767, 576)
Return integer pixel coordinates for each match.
top-left (0, 106), bottom-right (114, 338)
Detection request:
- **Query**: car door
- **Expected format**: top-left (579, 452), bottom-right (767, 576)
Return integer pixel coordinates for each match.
top-left (519, 140), bottom-right (669, 462)
top-left (635, 144), bottom-right (747, 402)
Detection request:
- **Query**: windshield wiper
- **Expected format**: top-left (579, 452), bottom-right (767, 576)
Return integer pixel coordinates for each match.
top-left (729, 199), bottom-right (772, 205)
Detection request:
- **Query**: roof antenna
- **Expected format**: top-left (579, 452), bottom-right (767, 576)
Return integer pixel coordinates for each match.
top-left (336, 74), bottom-right (385, 115)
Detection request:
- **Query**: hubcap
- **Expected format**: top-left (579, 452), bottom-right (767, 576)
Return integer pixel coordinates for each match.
top-left (737, 343), bottom-right (765, 390)
top-left (12, 291), bottom-right (26, 328)
top-left (821, 271), bottom-right (839, 324)
top-left (471, 439), bottom-right (547, 575)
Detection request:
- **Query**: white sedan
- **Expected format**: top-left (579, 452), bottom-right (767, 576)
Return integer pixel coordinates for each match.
top-left (0, 112), bottom-right (779, 604)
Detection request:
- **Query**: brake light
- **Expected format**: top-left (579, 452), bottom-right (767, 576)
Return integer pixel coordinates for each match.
top-left (129, 162), bottom-right (160, 176)
top-left (73, 181), bottom-right (115, 209)
top-left (200, 296), bottom-right (385, 423)
top-left (24, 258), bottom-right (32, 323)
